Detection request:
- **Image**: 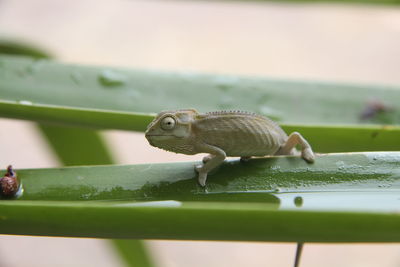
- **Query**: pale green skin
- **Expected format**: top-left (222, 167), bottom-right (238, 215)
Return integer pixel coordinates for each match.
top-left (145, 109), bottom-right (314, 186)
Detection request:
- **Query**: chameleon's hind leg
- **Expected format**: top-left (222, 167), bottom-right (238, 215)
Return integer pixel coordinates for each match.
top-left (195, 144), bottom-right (226, 186)
top-left (275, 132), bottom-right (315, 163)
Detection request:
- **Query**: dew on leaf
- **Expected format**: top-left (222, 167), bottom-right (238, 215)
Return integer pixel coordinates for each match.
top-left (25, 59), bottom-right (45, 74)
top-left (294, 196), bottom-right (303, 207)
top-left (70, 71), bottom-right (82, 85)
top-left (98, 69), bottom-right (127, 87)
top-left (18, 100), bottom-right (33, 105)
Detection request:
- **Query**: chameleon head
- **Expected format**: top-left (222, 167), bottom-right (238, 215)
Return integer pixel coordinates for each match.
top-left (145, 109), bottom-right (199, 154)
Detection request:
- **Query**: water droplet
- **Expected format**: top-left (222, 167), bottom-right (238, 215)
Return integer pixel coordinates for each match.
top-left (336, 161), bottom-right (346, 170)
top-left (98, 70), bottom-right (127, 87)
top-left (25, 59), bottom-right (45, 74)
top-left (18, 100), bottom-right (33, 105)
top-left (294, 196), bottom-right (303, 207)
top-left (70, 71), bottom-right (82, 85)
top-left (378, 183), bottom-right (392, 188)
top-left (274, 187), bottom-right (282, 193)
top-left (271, 165), bottom-right (281, 171)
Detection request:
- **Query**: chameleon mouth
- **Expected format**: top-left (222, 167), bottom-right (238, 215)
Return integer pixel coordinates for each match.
top-left (145, 134), bottom-right (171, 141)
top-left (145, 134), bottom-right (183, 138)
top-left (145, 134), bottom-right (173, 147)
top-left (146, 134), bottom-right (185, 140)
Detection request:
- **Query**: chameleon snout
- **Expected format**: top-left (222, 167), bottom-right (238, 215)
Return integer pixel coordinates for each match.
top-left (145, 129), bottom-right (165, 147)
top-left (144, 131), bottom-right (155, 146)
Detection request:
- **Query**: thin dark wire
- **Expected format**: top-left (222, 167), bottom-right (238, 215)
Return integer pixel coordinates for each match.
top-left (294, 243), bottom-right (304, 267)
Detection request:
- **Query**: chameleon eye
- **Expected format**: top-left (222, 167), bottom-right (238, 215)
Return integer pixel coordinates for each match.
top-left (160, 116), bottom-right (176, 130)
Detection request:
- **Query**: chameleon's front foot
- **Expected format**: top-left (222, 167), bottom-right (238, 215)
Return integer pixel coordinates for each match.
top-left (301, 148), bottom-right (315, 163)
top-left (194, 164), bottom-right (208, 186)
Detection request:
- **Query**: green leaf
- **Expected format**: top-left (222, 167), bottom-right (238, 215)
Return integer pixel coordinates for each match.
top-left (0, 100), bottom-right (152, 131)
top-left (113, 240), bottom-right (155, 267)
top-left (1, 199), bottom-right (400, 242)
top-left (0, 40), bottom-right (51, 59)
top-left (1, 152), bottom-right (399, 242)
top-left (38, 125), bottom-right (114, 166)
top-left (1, 55), bottom-right (400, 152)
top-left (11, 152), bottom-right (400, 202)
top-left (1, 55), bottom-right (399, 126)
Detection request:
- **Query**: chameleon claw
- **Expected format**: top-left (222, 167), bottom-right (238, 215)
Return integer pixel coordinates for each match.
top-left (197, 172), bottom-right (208, 187)
top-left (195, 163), bottom-right (208, 186)
top-left (301, 148), bottom-right (315, 163)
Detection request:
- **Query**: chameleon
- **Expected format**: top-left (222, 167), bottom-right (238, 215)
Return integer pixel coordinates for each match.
top-left (145, 109), bottom-right (315, 186)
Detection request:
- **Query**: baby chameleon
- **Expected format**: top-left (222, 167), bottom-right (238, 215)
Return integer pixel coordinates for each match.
top-left (145, 109), bottom-right (315, 186)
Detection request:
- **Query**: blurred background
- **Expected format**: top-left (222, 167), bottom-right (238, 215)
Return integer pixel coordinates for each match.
top-left (0, 0), bottom-right (400, 266)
